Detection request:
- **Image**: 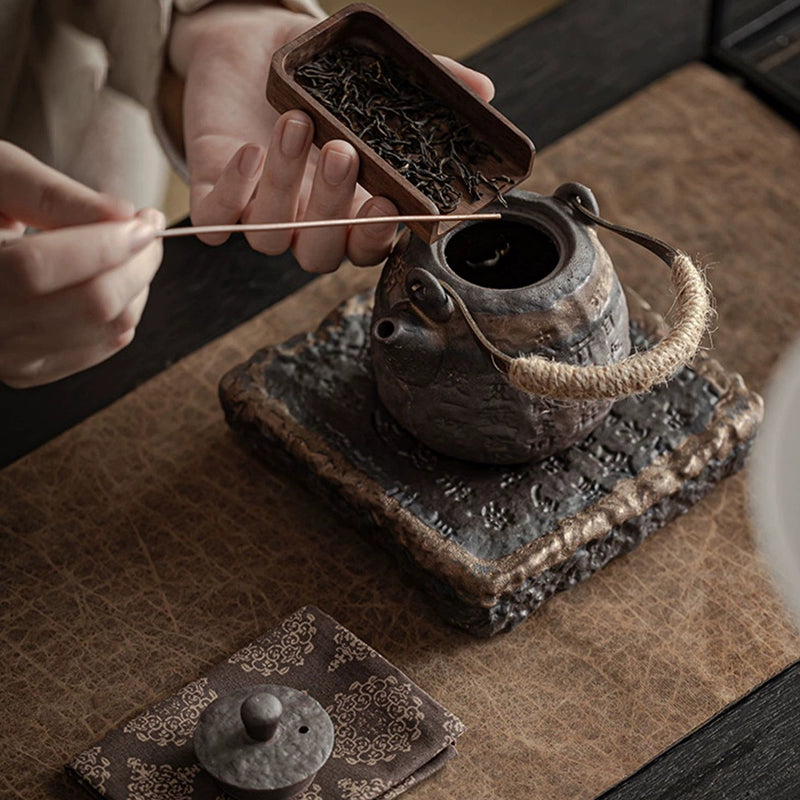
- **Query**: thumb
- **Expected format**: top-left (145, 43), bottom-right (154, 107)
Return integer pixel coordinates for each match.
top-left (435, 56), bottom-right (495, 102)
top-left (0, 140), bottom-right (134, 230)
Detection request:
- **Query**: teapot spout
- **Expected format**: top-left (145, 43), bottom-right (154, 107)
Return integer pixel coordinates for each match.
top-left (371, 309), bottom-right (445, 388)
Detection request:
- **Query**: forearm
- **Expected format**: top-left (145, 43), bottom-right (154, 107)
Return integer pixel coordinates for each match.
top-left (162, 1), bottom-right (324, 171)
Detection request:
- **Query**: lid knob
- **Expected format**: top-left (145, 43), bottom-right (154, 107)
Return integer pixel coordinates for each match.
top-left (241, 691), bottom-right (283, 742)
top-left (194, 684), bottom-right (334, 800)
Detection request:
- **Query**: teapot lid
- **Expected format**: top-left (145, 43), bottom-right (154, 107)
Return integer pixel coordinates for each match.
top-left (194, 684), bottom-right (334, 797)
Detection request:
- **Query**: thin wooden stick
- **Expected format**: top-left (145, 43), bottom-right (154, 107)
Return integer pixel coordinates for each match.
top-left (155, 212), bottom-right (501, 238)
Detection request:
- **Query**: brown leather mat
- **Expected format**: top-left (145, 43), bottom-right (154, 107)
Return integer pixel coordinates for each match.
top-left (3, 64), bottom-right (800, 800)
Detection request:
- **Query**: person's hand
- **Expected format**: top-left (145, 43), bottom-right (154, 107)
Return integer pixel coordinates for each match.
top-left (168, 4), bottom-right (495, 273)
top-left (0, 142), bottom-right (164, 388)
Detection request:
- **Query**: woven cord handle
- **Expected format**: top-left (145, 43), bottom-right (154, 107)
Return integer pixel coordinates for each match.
top-left (442, 194), bottom-right (711, 402)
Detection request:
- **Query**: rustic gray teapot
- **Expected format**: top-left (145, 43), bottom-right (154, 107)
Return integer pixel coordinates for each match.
top-left (371, 182), bottom-right (709, 465)
top-left (371, 184), bottom-right (631, 464)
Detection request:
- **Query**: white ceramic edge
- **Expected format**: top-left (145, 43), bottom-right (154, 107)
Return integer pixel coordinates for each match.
top-left (750, 334), bottom-right (800, 630)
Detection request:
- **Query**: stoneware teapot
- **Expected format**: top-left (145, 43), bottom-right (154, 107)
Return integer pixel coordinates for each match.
top-left (371, 183), bottom-right (708, 464)
top-left (194, 684), bottom-right (334, 800)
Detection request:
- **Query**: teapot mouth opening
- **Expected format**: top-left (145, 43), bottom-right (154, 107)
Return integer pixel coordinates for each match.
top-left (374, 318), bottom-right (396, 341)
top-left (443, 218), bottom-right (560, 289)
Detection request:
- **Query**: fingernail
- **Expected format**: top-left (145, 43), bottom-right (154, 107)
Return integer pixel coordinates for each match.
top-left (129, 221), bottom-right (155, 253)
top-left (280, 118), bottom-right (311, 158)
top-left (136, 207), bottom-right (167, 230)
top-left (323, 148), bottom-right (353, 186)
top-left (238, 144), bottom-right (265, 179)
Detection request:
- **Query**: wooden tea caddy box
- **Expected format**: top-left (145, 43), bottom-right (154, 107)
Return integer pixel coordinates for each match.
top-left (220, 5), bottom-right (763, 636)
top-left (267, 2), bottom-right (536, 242)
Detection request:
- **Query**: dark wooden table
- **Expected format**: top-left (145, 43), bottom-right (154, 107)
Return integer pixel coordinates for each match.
top-left (3, 2), bottom-right (800, 799)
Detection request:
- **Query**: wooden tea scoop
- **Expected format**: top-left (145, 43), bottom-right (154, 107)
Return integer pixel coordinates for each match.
top-left (154, 212), bottom-right (501, 238)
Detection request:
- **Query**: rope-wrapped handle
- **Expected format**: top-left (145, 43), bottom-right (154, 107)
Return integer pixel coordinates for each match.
top-left (442, 193), bottom-right (711, 402)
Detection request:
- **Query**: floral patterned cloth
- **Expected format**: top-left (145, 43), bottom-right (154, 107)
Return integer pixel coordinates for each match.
top-left (66, 607), bottom-right (464, 800)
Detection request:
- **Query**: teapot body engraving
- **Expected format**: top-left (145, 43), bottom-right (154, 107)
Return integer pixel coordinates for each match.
top-left (371, 186), bottom-right (631, 464)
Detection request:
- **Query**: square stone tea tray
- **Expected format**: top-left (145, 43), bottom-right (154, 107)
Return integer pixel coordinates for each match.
top-left (219, 291), bottom-right (762, 637)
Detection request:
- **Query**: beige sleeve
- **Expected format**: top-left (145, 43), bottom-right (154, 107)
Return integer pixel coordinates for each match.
top-left (95, 0), bottom-right (327, 179)
top-left (0, 0), bottom-right (35, 134)
top-left (77, 1), bottom-right (172, 112)
top-left (0, 0), bottom-right (327, 201)
top-left (90, 0), bottom-right (325, 110)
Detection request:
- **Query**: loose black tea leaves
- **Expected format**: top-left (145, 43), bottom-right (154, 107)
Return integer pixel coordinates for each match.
top-left (295, 44), bottom-right (509, 212)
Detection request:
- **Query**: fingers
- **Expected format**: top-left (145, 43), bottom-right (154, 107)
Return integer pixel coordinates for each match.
top-left (0, 208), bottom-right (164, 388)
top-left (1, 279), bottom-right (153, 388)
top-left (243, 110), bottom-right (313, 254)
top-left (190, 142), bottom-right (266, 245)
top-left (20, 232), bottom-right (161, 336)
top-left (346, 197), bottom-right (399, 267)
top-left (0, 216), bottom-right (26, 246)
top-left (177, 15), bottom-right (282, 244)
top-left (0, 140), bottom-right (134, 229)
top-left (0, 217), bottom-right (158, 296)
top-left (434, 56), bottom-right (495, 102)
top-left (0, 336), bottom-right (135, 389)
top-left (292, 140), bottom-right (360, 273)
top-left (241, 112), bottom-right (398, 270)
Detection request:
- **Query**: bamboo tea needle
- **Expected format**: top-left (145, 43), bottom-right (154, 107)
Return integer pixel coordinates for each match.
top-left (154, 212), bottom-right (501, 238)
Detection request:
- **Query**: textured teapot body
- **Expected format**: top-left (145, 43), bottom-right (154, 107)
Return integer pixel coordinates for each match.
top-left (371, 186), bottom-right (631, 464)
